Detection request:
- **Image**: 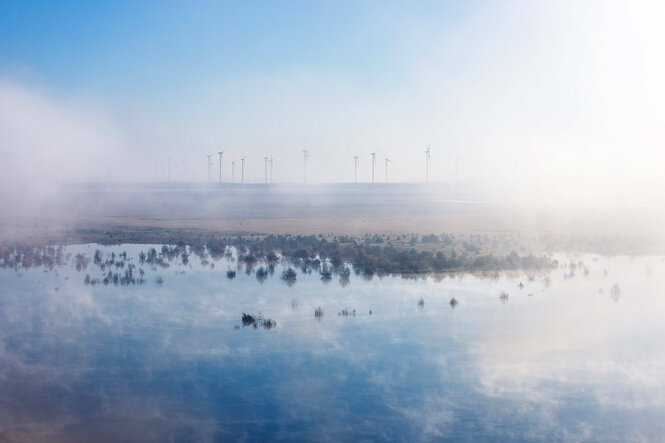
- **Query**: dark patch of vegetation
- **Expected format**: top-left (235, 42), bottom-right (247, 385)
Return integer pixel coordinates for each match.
top-left (338, 265), bottom-right (351, 287)
top-left (421, 234), bottom-right (439, 243)
top-left (418, 297), bottom-right (425, 308)
top-left (217, 233), bottom-right (556, 277)
top-left (0, 230), bottom-right (560, 292)
top-left (338, 308), bottom-right (356, 317)
top-left (314, 307), bottom-right (324, 320)
top-left (74, 253), bottom-right (90, 271)
top-left (240, 313), bottom-right (276, 330)
top-left (281, 267), bottom-right (297, 285)
top-left (450, 297), bottom-right (458, 307)
top-left (320, 263), bottom-right (332, 282)
top-left (256, 266), bottom-right (269, 283)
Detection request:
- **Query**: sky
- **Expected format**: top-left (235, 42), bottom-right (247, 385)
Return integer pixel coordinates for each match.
top-left (1, 0), bottom-right (664, 199)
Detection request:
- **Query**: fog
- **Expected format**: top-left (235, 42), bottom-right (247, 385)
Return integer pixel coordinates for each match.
top-left (3, 3), bottom-right (665, 440)
top-left (1, 0), bottom-right (665, 241)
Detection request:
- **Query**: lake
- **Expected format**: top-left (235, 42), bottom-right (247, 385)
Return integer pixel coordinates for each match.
top-left (1, 244), bottom-right (664, 441)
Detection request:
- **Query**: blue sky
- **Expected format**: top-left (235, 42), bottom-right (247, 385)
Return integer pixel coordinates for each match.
top-left (1, 1), bottom-right (664, 195)
top-left (0, 1), bottom-right (470, 97)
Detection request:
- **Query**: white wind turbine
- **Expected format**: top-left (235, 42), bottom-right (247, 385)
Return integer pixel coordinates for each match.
top-left (231, 160), bottom-right (236, 184)
top-left (385, 158), bottom-right (392, 183)
top-left (354, 154), bottom-right (359, 183)
top-left (241, 156), bottom-right (245, 184)
top-left (206, 154), bottom-right (212, 182)
top-left (370, 152), bottom-right (376, 184)
top-left (218, 150), bottom-right (224, 183)
top-left (269, 156), bottom-right (273, 183)
top-left (264, 156), bottom-right (269, 184)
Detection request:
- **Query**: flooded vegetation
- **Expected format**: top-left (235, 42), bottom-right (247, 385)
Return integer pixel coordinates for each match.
top-left (240, 313), bottom-right (276, 330)
top-left (0, 231), bottom-right (559, 280)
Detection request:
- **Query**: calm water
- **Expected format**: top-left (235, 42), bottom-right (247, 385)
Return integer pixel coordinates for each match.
top-left (1, 245), bottom-right (665, 442)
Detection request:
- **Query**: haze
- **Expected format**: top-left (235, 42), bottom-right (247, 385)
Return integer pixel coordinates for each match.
top-left (2, 1), bottom-right (664, 203)
top-left (5, 2), bottom-right (665, 441)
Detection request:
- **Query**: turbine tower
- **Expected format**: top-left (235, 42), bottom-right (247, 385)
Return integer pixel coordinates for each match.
top-left (385, 158), bottom-right (392, 183)
top-left (206, 154), bottom-right (212, 182)
top-left (167, 157), bottom-right (171, 182)
top-left (269, 156), bottom-right (273, 183)
top-left (425, 145), bottom-right (431, 183)
top-left (231, 160), bottom-right (236, 184)
top-left (354, 154), bottom-right (359, 183)
top-left (241, 156), bottom-right (245, 184)
top-left (370, 152), bottom-right (376, 184)
top-left (264, 156), bottom-right (269, 184)
top-left (218, 151), bottom-right (224, 183)
top-left (303, 150), bottom-right (309, 184)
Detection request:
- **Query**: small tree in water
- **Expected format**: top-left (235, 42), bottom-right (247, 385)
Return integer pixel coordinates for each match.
top-left (281, 267), bottom-right (297, 286)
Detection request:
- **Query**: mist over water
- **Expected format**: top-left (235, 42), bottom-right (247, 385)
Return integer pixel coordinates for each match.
top-left (2, 183), bottom-right (663, 257)
top-left (2, 1), bottom-right (665, 440)
top-left (1, 245), bottom-right (665, 441)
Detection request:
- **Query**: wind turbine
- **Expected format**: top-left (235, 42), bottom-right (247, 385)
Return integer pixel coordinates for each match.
top-left (303, 150), bottom-right (309, 184)
top-left (206, 154), bottom-right (212, 182)
top-left (385, 158), bottom-right (392, 183)
top-left (370, 152), bottom-right (376, 184)
top-left (218, 151), bottom-right (224, 183)
top-left (241, 156), bottom-right (245, 184)
top-left (425, 145), bottom-right (431, 183)
top-left (264, 156), bottom-right (269, 184)
top-left (167, 157), bottom-right (171, 182)
top-left (354, 154), bottom-right (359, 183)
top-left (269, 156), bottom-right (273, 183)
top-left (231, 160), bottom-right (236, 184)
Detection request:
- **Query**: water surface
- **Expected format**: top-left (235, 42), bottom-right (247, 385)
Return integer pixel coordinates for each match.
top-left (1, 245), bottom-right (664, 441)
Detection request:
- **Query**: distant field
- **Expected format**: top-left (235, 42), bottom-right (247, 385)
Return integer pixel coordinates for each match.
top-left (1, 183), bottom-right (663, 254)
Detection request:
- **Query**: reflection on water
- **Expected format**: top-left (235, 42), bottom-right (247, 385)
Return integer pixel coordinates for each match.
top-left (1, 244), bottom-right (664, 441)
